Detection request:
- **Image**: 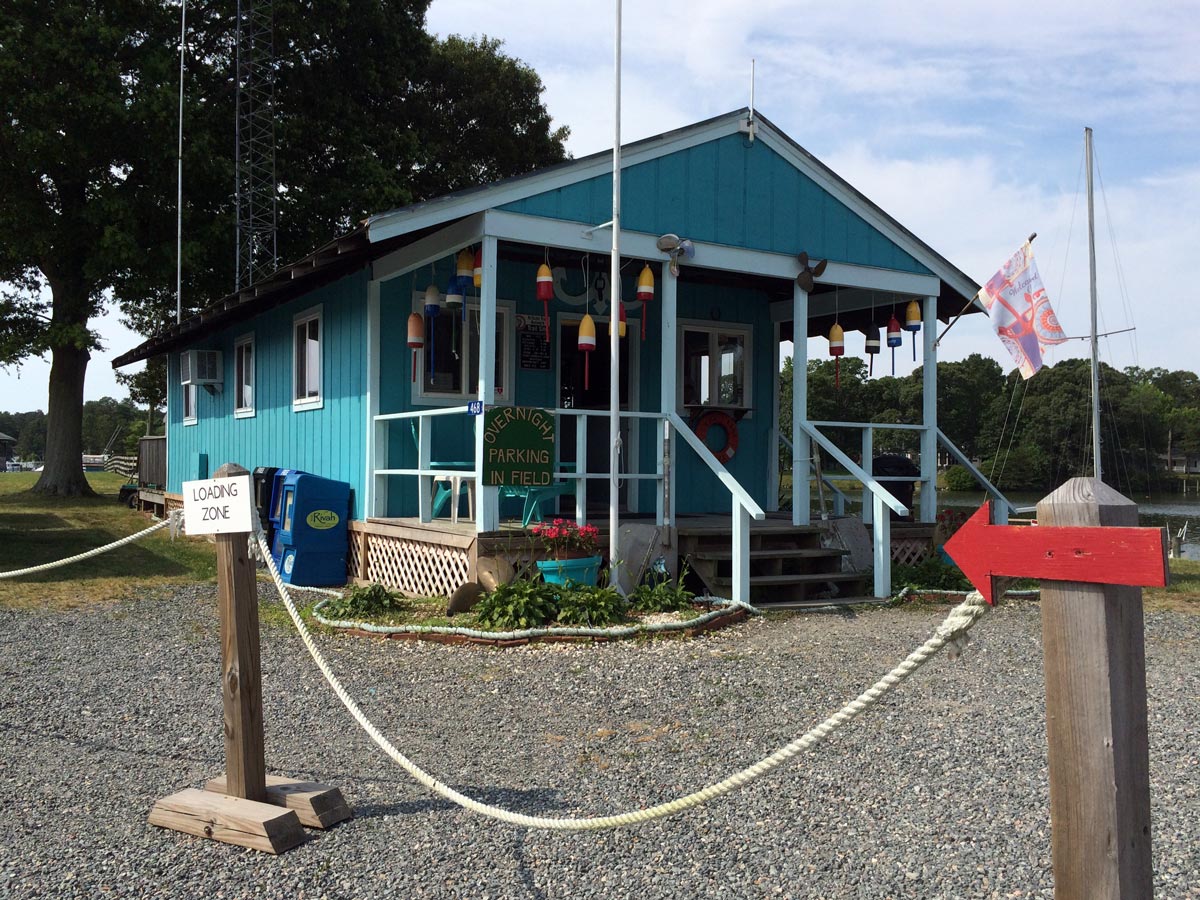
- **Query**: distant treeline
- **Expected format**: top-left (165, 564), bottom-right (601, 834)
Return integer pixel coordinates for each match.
top-left (782, 354), bottom-right (1200, 493)
top-left (1, 398), bottom-right (162, 462)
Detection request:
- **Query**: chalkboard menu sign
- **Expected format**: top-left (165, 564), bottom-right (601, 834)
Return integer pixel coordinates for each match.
top-left (517, 314), bottom-right (552, 370)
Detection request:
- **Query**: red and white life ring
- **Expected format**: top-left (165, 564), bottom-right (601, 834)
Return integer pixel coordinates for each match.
top-left (694, 411), bottom-right (739, 464)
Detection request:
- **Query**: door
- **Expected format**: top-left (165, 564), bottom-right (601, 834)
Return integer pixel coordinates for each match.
top-left (557, 314), bottom-right (637, 513)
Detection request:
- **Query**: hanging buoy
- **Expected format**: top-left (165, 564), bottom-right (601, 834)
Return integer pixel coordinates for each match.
top-left (536, 262), bottom-right (554, 341)
top-left (636, 264), bottom-right (654, 340)
top-left (887, 314), bottom-right (902, 376)
top-left (472, 247), bottom-right (482, 289)
top-left (864, 324), bottom-right (881, 377)
top-left (608, 302), bottom-right (627, 338)
top-left (905, 299), bottom-right (921, 362)
top-left (407, 312), bottom-right (424, 383)
top-left (425, 283), bottom-right (445, 376)
top-left (456, 249), bottom-right (474, 282)
top-left (829, 321), bottom-right (844, 391)
top-left (578, 313), bottom-right (596, 389)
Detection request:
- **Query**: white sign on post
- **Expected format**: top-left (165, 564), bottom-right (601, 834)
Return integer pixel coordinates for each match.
top-left (182, 475), bottom-right (254, 535)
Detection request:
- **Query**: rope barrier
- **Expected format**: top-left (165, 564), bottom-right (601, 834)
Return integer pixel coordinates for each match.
top-left (253, 516), bottom-right (993, 831)
top-left (0, 513), bottom-right (179, 580)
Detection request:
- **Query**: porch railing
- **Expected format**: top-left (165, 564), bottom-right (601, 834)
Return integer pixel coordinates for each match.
top-left (778, 432), bottom-right (849, 516)
top-left (370, 406), bottom-right (766, 602)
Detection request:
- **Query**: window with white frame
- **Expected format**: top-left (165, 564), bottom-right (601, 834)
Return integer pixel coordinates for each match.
top-left (678, 323), bottom-right (752, 412)
top-left (292, 306), bottom-right (323, 410)
top-left (412, 294), bottom-right (513, 404)
top-left (234, 334), bottom-right (255, 417)
top-left (182, 382), bottom-right (198, 425)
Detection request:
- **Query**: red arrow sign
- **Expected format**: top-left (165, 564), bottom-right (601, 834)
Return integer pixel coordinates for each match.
top-left (942, 503), bottom-right (1168, 604)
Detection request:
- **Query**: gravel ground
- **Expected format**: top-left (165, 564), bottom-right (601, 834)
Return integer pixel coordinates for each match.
top-left (1, 585), bottom-right (1197, 899)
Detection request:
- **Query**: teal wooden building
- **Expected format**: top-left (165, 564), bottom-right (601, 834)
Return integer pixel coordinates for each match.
top-left (115, 110), bottom-right (996, 603)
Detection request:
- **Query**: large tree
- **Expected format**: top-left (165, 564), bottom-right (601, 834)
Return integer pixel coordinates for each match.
top-left (1, 0), bottom-right (568, 495)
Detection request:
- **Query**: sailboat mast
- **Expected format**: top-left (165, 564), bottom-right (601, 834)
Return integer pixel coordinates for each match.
top-left (1085, 126), bottom-right (1102, 482)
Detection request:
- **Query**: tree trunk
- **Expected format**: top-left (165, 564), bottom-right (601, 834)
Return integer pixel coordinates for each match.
top-left (32, 342), bottom-right (95, 497)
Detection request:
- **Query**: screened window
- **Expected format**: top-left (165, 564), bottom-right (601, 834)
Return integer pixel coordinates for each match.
top-left (293, 307), bottom-right (323, 410)
top-left (679, 324), bottom-right (752, 412)
top-left (234, 334), bottom-right (255, 417)
top-left (412, 295), bottom-right (512, 404)
top-left (182, 383), bottom-right (197, 425)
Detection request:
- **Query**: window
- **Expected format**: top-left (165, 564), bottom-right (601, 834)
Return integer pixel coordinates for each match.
top-left (293, 307), bottom-right (323, 410)
top-left (679, 323), bottom-right (752, 413)
top-left (412, 294), bottom-right (513, 405)
top-left (182, 382), bottom-right (197, 425)
top-left (234, 334), bottom-right (255, 418)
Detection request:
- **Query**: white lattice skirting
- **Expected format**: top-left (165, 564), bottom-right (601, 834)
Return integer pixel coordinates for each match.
top-left (350, 530), bottom-right (471, 599)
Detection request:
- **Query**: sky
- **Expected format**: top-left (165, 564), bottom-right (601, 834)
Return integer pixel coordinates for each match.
top-left (3, 0), bottom-right (1198, 413)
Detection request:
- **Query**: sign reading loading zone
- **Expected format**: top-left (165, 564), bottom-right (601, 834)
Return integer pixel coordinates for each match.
top-left (182, 474), bottom-right (253, 535)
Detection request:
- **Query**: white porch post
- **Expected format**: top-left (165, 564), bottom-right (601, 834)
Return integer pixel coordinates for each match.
top-left (475, 235), bottom-right (500, 532)
top-left (873, 492), bottom-right (892, 598)
top-left (920, 294), bottom-right (938, 523)
top-left (791, 284), bottom-right (810, 526)
top-left (365, 279), bottom-right (385, 517)
top-left (861, 427), bottom-right (874, 526)
top-left (732, 497), bottom-right (750, 603)
top-left (658, 266), bottom-right (678, 527)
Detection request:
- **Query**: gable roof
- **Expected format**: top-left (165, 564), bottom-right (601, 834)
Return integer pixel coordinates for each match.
top-left (116, 108), bottom-right (981, 367)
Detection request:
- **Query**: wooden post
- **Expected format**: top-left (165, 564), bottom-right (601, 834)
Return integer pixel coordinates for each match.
top-left (150, 462), bottom-right (350, 854)
top-left (215, 462), bottom-right (267, 803)
top-left (1037, 477), bottom-right (1153, 899)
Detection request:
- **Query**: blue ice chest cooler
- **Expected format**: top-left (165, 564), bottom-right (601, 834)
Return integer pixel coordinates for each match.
top-left (271, 472), bottom-right (351, 586)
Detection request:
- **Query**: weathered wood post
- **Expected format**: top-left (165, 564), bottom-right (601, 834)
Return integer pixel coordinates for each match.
top-left (1037, 477), bottom-right (1154, 899)
top-left (150, 462), bottom-right (349, 854)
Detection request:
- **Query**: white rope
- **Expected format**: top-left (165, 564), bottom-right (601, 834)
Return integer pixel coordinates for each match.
top-left (0, 513), bottom-right (180, 580)
top-left (255, 517), bottom-right (992, 831)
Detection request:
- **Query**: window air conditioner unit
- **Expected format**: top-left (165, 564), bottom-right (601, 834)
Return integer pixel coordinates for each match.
top-left (180, 349), bottom-right (223, 386)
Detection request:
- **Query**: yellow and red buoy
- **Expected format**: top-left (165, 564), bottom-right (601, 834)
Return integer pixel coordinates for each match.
top-left (608, 302), bottom-right (627, 338)
top-left (636, 264), bottom-right (654, 339)
top-left (578, 313), bottom-right (596, 389)
top-left (473, 247), bottom-right (482, 289)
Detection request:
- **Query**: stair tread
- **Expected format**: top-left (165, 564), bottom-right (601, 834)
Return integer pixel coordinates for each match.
top-left (753, 596), bottom-right (889, 609)
top-left (712, 572), bottom-right (866, 586)
top-left (677, 525), bottom-right (824, 536)
top-left (691, 548), bottom-right (847, 560)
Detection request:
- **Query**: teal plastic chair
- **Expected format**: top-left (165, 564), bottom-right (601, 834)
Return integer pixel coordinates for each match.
top-left (411, 421), bottom-right (473, 520)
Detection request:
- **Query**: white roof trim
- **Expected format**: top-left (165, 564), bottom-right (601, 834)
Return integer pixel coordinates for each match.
top-left (367, 110), bottom-right (979, 301)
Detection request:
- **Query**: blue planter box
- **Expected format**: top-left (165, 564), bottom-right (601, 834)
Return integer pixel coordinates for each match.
top-left (536, 555), bottom-right (602, 587)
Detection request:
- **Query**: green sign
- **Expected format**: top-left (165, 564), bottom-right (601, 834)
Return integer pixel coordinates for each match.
top-left (482, 407), bottom-right (555, 487)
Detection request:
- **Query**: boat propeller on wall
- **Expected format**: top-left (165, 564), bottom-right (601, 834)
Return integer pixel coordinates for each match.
top-left (796, 252), bottom-right (828, 292)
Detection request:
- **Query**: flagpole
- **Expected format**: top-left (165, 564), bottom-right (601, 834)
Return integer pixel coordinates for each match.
top-left (608, 0), bottom-right (622, 585)
top-left (176, 0), bottom-right (187, 324)
top-left (1085, 127), bottom-right (1102, 482)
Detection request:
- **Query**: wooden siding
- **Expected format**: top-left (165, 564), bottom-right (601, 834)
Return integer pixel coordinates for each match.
top-left (166, 270), bottom-right (370, 518)
top-left (500, 133), bottom-right (931, 275)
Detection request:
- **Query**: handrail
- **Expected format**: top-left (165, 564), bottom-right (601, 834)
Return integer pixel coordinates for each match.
top-left (668, 412), bottom-right (765, 520)
top-left (935, 428), bottom-right (1014, 511)
top-left (798, 421), bottom-right (907, 516)
top-left (375, 406), bottom-right (471, 422)
top-left (809, 420), bottom-right (926, 433)
top-left (779, 433), bottom-right (849, 514)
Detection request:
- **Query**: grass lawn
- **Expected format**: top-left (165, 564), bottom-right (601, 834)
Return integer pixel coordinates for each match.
top-left (0, 471), bottom-right (217, 609)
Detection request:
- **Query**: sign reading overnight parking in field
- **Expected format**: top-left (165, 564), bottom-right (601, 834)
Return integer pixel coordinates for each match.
top-left (181, 474), bottom-right (254, 535)
top-left (482, 407), bottom-right (555, 487)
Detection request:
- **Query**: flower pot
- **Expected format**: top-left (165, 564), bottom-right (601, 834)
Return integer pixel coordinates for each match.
top-left (536, 555), bottom-right (602, 587)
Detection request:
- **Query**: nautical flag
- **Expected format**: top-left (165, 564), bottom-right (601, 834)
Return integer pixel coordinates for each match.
top-left (976, 241), bottom-right (1067, 379)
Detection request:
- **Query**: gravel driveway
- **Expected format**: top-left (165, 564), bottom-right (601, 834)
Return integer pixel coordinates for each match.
top-left (1, 586), bottom-right (1197, 899)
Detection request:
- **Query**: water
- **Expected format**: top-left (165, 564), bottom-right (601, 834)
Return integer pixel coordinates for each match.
top-left (939, 491), bottom-right (1200, 561)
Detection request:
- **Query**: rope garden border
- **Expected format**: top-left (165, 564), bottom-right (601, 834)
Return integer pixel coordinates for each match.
top-left (1, 507), bottom-right (998, 832)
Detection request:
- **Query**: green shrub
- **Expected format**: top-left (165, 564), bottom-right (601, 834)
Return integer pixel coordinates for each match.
top-left (554, 585), bottom-right (627, 627)
top-left (891, 556), bottom-right (973, 592)
top-left (322, 582), bottom-right (406, 620)
top-left (474, 579), bottom-right (559, 630)
top-left (942, 464), bottom-right (978, 492)
top-left (630, 564), bottom-right (695, 613)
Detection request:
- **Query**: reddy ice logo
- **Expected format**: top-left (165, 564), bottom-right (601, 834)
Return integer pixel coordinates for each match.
top-left (306, 509), bottom-right (340, 530)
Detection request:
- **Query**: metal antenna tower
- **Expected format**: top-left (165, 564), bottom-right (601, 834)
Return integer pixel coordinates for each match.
top-left (234, 0), bottom-right (278, 289)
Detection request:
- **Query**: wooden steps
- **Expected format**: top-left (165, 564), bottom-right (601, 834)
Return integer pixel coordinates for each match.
top-left (677, 520), bottom-right (869, 606)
